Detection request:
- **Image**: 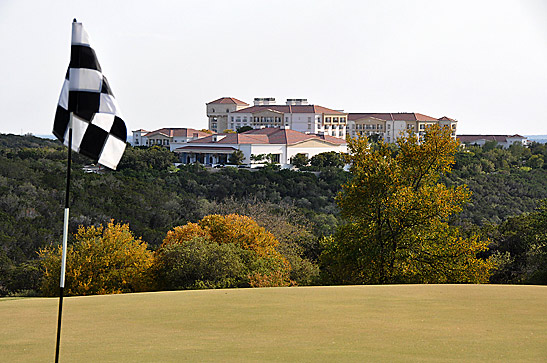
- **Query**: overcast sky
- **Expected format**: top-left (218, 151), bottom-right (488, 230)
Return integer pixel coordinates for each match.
top-left (1, 0), bottom-right (546, 136)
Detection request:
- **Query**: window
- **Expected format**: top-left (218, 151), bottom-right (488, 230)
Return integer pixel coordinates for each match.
top-left (231, 117), bottom-right (234, 121)
top-left (333, 117), bottom-right (338, 123)
top-left (387, 124), bottom-right (391, 129)
top-left (308, 117), bottom-right (312, 122)
top-left (340, 117), bottom-right (346, 122)
top-left (226, 108), bottom-right (229, 113)
top-left (326, 117), bottom-right (331, 122)
top-left (270, 154), bottom-right (280, 163)
top-left (212, 108), bottom-right (215, 112)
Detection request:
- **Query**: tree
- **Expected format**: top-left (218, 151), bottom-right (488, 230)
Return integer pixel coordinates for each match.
top-left (237, 126), bottom-right (253, 133)
top-left (223, 129), bottom-right (236, 134)
top-left (228, 150), bottom-right (245, 165)
top-left (158, 214), bottom-right (291, 287)
top-left (290, 153), bottom-right (309, 169)
top-left (39, 221), bottom-right (153, 296)
top-left (321, 125), bottom-right (493, 284)
top-left (488, 201), bottom-right (547, 284)
top-left (310, 151), bottom-right (344, 168)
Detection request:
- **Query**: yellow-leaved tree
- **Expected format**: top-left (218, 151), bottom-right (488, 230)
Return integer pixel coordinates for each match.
top-left (321, 125), bottom-right (494, 284)
top-left (39, 221), bottom-right (153, 296)
top-left (155, 214), bottom-right (291, 289)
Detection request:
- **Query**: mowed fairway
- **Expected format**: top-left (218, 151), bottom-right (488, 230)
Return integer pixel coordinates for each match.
top-left (1, 285), bottom-right (546, 362)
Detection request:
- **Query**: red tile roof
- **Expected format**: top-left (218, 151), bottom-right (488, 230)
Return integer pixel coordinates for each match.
top-left (174, 146), bottom-right (237, 153)
top-left (144, 128), bottom-right (211, 138)
top-left (348, 113), bottom-right (440, 122)
top-left (207, 97), bottom-right (249, 105)
top-left (187, 128), bottom-right (346, 146)
top-left (232, 104), bottom-right (346, 115)
top-left (438, 116), bottom-right (458, 122)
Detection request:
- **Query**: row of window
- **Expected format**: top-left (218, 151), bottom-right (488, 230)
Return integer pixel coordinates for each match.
top-left (324, 117), bottom-right (347, 123)
top-left (354, 124), bottom-right (384, 130)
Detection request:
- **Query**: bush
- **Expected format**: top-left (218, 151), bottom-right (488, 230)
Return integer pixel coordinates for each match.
top-left (157, 214), bottom-right (292, 289)
top-left (39, 221), bottom-right (153, 296)
top-left (152, 237), bottom-right (249, 290)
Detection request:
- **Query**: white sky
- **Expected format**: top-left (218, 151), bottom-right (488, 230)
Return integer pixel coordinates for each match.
top-left (1, 0), bottom-right (546, 136)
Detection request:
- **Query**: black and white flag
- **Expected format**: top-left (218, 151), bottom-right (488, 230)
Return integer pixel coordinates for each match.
top-left (53, 20), bottom-right (127, 170)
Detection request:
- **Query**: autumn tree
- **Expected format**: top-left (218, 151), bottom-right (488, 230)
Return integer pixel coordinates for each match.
top-left (39, 221), bottom-right (153, 296)
top-left (321, 125), bottom-right (494, 284)
top-left (155, 214), bottom-right (291, 289)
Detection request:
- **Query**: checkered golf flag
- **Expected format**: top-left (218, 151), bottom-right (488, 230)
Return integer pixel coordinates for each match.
top-left (53, 20), bottom-right (127, 170)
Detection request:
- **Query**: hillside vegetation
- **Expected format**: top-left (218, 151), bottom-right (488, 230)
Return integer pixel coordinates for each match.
top-left (0, 133), bottom-right (546, 296)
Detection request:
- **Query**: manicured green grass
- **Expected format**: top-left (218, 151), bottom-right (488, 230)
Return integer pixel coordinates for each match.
top-left (1, 285), bottom-right (546, 362)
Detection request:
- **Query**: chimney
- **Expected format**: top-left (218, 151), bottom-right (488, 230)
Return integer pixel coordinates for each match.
top-left (254, 97), bottom-right (276, 106)
top-left (286, 99), bottom-right (309, 105)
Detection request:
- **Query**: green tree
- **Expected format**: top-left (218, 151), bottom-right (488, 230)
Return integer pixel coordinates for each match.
top-left (237, 126), bottom-right (253, 133)
top-left (229, 150), bottom-right (245, 165)
top-left (290, 153), bottom-right (309, 169)
top-left (488, 201), bottom-right (547, 284)
top-left (310, 151), bottom-right (344, 168)
top-left (322, 125), bottom-right (493, 284)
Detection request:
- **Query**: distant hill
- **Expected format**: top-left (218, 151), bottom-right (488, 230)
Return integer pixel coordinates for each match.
top-left (526, 135), bottom-right (547, 144)
top-left (0, 133), bottom-right (59, 149)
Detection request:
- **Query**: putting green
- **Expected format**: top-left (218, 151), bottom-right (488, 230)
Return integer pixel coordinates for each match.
top-left (1, 285), bottom-right (545, 362)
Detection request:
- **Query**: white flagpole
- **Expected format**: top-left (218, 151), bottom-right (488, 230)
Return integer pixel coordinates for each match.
top-left (55, 114), bottom-right (73, 363)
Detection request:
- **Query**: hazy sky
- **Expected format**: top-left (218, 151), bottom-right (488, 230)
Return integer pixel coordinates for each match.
top-left (1, 0), bottom-right (546, 136)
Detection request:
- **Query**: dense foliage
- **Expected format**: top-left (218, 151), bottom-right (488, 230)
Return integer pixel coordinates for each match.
top-left (0, 132), bottom-right (545, 296)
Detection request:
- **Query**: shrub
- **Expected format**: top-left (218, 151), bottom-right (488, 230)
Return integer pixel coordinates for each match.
top-left (39, 221), bottom-right (153, 296)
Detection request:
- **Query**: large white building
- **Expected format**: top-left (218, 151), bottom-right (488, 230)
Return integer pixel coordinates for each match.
top-left (207, 97), bottom-right (459, 142)
top-left (174, 127), bottom-right (347, 168)
top-left (207, 97), bottom-right (348, 138)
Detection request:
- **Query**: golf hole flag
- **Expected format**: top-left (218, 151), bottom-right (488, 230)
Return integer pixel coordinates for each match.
top-left (53, 20), bottom-right (127, 169)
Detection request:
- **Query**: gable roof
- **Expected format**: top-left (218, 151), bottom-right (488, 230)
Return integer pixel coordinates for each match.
top-left (207, 97), bottom-right (249, 105)
top-left (232, 104), bottom-right (346, 115)
top-left (144, 128), bottom-right (212, 138)
top-left (187, 128), bottom-right (346, 146)
top-left (348, 113), bottom-right (440, 122)
top-left (438, 116), bottom-right (458, 122)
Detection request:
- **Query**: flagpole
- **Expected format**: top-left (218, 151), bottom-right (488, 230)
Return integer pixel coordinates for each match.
top-left (55, 119), bottom-right (72, 363)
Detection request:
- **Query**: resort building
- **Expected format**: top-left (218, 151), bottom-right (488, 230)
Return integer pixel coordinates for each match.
top-left (173, 127), bottom-right (347, 168)
top-left (347, 113), bottom-right (458, 143)
top-left (207, 97), bottom-right (458, 142)
top-left (457, 134), bottom-right (528, 148)
top-left (132, 128), bottom-right (212, 151)
top-left (206, 97), bottom-right (251, 133)
top-left (207, 97), bottom-right (348, 138)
